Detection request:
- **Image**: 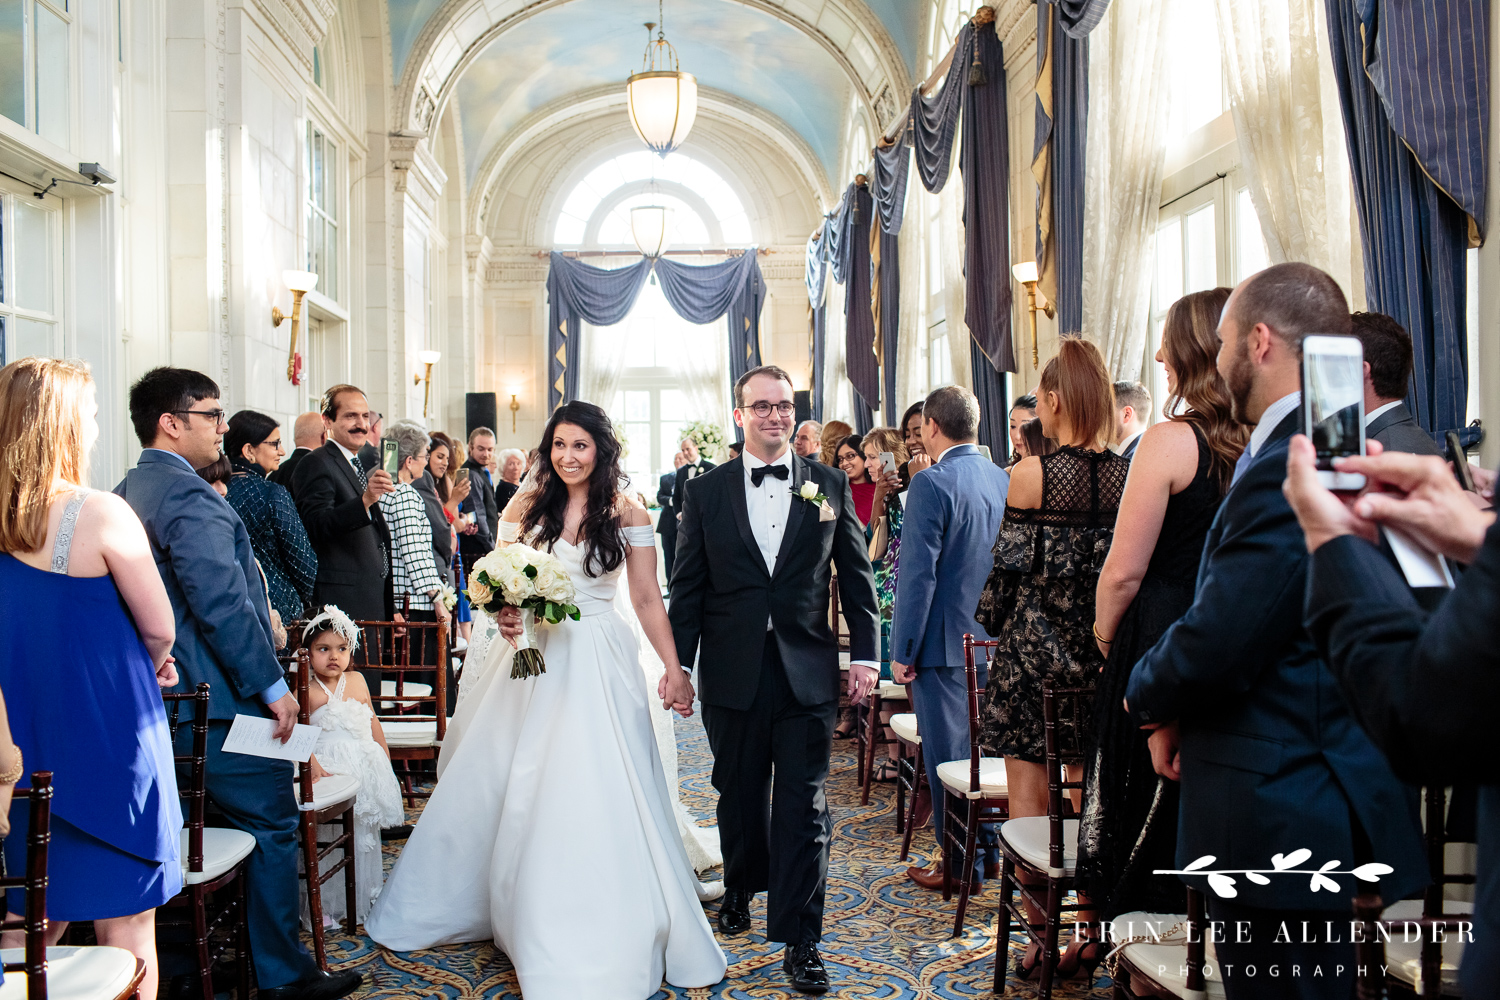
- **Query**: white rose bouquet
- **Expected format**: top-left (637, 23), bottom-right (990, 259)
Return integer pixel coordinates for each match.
top-left (468, 545), bottom-right (581, 678)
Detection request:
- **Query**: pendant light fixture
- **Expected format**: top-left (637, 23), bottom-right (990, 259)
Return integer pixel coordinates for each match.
top-left (631, 204), bottom-right (671, 259)
top-left (626, 0), bottom-right (697, 156)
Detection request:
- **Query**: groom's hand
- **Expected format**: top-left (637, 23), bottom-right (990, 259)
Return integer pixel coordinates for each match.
top-left (848, 662), bottom-right (879, 705)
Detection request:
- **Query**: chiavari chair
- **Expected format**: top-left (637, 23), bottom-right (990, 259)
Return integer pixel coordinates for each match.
top-left (355, 614), bottom-right (447, 808)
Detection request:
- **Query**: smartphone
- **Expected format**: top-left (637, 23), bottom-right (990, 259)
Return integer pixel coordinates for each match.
top-left (381, 439), bottom-right (400, 476)
top-left (1300, 335), bottom-right (1366, 491)
top-left (976, 445), bottom-right (993, 463)
top-left (879, 451), bottom-right (898, 477)
top-left (1447, 431), bottom-right (1478, 492)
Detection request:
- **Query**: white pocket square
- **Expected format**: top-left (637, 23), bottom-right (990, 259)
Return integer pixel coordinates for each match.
top-left (818, 501), bottom-right (836, 522)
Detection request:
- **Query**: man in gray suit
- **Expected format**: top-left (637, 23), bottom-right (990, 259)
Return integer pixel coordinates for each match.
top-left (889, 386), bottom-right (1010, 890)
top-left (118, 368), bottom-right (360, 1000)
top-left (1351, 311), bottom-right (1443, 456)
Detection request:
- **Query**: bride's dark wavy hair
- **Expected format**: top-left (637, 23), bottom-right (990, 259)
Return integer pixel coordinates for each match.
top-left (520, 401), bottom-right (627, 578)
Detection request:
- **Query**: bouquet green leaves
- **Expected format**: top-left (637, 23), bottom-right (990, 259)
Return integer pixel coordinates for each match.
top-left (468, 546), bottom-right (581, 678)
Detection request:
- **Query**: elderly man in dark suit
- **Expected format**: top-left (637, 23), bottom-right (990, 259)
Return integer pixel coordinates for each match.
top-left (672, 435), bottom-right (716, 517)
top-left (117, 368), bottom-right (359, 1000)
top-left (1350, 311), bottom-right (1444, 456)
top-left (294, 385), bottom-right (394, 692)
top-left (1125, 264), bottom-right (1427, 999)
top-left (268, 410), bottom-right (324, 496)
top-left (657, 451), bottom-right (685, 584)
top-left (1287, 433), bottom-right (1499, 996)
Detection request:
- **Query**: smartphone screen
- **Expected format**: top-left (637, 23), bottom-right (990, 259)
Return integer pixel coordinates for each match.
top-left (381, 439), bottom-right (400, 476)
top-left (1300, 335), bottom-right (1366, 489)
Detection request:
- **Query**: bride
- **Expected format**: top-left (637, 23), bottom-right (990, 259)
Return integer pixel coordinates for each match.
top-left (365, 402), bottom-right (727, 998)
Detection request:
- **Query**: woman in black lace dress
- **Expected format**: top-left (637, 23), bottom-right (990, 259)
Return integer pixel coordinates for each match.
top-left (1078, 288), bottom-right (1248, 920)
top-left (975, 337), bottom-right (1128, 980)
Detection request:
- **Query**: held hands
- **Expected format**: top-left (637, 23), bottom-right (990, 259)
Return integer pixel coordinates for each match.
top-left (268, 692), bottom-right (300, 743)
top-left (363, 468), bottom-right (397, 508)
top-left (156, 655), bottom-right (179, 688)
top-left (657, 667), bottom-right (696, 718)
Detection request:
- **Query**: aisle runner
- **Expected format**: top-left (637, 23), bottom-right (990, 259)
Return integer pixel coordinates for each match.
top-left (315, 716), bottom-right (1113, 998)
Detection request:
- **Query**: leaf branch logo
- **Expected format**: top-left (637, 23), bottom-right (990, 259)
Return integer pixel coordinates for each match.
top-left (1155, 849), bottom-right (1394, 899)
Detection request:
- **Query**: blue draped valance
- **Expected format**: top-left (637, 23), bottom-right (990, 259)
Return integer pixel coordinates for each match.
top-left (546, 251), bottom-right (765, 411)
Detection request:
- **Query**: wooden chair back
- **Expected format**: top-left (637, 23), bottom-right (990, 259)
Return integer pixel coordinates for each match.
top-left (0, 772), bottom-right (54, 990)
top-left (163, 683), bottom-right (212, 873)
top-left (1041, 682), bottom-right (1090, 873)
top-left (961, 633), bottom-right (1001, 794)
top-left (353, 615), bottom-right (448, 744)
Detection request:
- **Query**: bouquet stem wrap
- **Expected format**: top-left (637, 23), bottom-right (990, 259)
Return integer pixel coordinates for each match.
top-left (511, 607), bottom-right (544, 678)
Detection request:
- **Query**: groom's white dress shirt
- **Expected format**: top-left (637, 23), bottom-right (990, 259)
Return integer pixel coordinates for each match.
top-left (744, 447), bottom-right (879, 674)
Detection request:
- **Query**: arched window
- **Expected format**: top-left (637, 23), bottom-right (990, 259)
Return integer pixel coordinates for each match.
top-left (552, 151), bottom-right (752, 248)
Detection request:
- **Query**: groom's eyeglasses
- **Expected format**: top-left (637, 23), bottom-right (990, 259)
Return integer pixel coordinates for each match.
top-left (744, 401), bottom-right (796, 418)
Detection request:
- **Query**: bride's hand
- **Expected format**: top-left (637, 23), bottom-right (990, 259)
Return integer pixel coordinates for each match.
top-left (497, 606), bottom-right (523, 648)
top-left (660, 667), bottom-right (695, 719)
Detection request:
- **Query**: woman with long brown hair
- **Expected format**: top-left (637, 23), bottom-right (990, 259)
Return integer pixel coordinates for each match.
top-left (1078, 287), bottom-right (1248, 923)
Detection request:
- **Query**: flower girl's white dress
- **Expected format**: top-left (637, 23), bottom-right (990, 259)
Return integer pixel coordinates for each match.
top-left (365, 523), bottom-right (726, 999)
top-left (308, 673), bottom-right (404, 923)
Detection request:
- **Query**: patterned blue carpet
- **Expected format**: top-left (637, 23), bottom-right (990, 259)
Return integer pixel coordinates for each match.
top-left (316, 716), bottom-right (1114, 998)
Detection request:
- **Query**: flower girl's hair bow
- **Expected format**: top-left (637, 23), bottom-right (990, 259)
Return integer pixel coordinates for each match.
top-left (301, 605), bottom-right (361, 651)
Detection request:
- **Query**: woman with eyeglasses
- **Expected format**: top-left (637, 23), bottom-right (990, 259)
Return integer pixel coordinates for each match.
top-left (225, 410), bottom-right (317, 631)
top-left (379, 420), bottom-right (453, 699)
top-left (835, 435), bottom-right (877, 527)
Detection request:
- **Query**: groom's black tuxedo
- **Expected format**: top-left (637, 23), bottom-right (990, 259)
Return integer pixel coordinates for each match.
top-left (668, 454), bottom-right (880, 708)
top-left (669, 452), bottom-right (879, 944)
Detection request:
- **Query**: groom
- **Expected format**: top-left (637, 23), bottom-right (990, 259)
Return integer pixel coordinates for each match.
top-left (668, 365), bottom-right (880, 994)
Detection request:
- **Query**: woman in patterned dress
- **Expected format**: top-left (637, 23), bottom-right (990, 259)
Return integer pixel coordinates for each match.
top-left (378, 421), bottom-right (452, 669)
top-left (225, 410), bottom-right (318, 627)
top-left (974, 337), bottom-right (1129, 981)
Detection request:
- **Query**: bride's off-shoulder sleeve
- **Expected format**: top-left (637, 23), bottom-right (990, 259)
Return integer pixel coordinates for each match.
top-left (622, 524), bottom-right (656, 549)
top-left (497, 520), bottom-right (520, 544)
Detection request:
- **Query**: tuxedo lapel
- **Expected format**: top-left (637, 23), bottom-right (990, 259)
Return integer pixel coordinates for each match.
top-left (772, 455), bottom-right (809, 579)
top-left (725, 460), bottom-right (769, 578)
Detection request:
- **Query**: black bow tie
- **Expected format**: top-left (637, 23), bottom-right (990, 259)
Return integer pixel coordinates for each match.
top-left (751, 464), bottom-right (790, 486)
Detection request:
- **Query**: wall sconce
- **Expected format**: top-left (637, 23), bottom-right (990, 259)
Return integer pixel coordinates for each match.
top-left (415, 350), bottom-right (441, 418)
top-left (508, 390), bottom-right (521, 434)
top-left (1011, 261), bottom-right (1054, 369)
top-left (272, 270), bottom-right (319, 384)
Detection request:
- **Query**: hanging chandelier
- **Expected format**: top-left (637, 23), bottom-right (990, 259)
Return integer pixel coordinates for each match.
top-left (631, 205), bottom-right (671, 258)
top-left (626, 1), bottom-right (697, 156)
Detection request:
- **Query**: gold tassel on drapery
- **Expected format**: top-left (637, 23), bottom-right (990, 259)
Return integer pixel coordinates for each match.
top-left (1032, 6), bottom-right (1058, 313)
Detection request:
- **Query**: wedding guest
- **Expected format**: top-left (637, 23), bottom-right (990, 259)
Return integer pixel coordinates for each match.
top-left (889, 386), bottom-right (1009, 890)
top-left (836, 435), bottom-right (876, 527)
top-left (225, 410), bottom-right (318, 627)
top-left (525, 447), bottom-right (540, 475)
top-left (1080, 288), bottom-right (1246, 919)
top-left (0, 358), bottom-right (181, 1000)
top-left (1351, 311), bottom-right (1444, 456)
top-left (861, 426), bottom-right (907, 609)
top-left (196, 453), bottom-right (232, 496)
top-left (0, 689), bottom-right (22, 841)
top-left (1112, 381), bottom-right (1151, 460)
top-left (1008, 393), bottom-right (1037, 463)
top-left (672, 436), bottom-right (716, 518)
top-left (497, 447), bottom-right (526, 486)
top-left (899, 401), bottom-right (933, 483)
top-left (975, 338), bottom-right (1127, 980)
top-left (269, 411), bottom-right (325, 496)
top-left (356, 411), bottom-right (383, 473)
top-left (818, 420), bottom-right (854, 466)
top-left (727, 442), bottom-right (743, 461)
top-left (380, 420), bottom-right (453, 680)
top-left (458, 427), bottom-right (502, 582)
top-left (658, 452), bottom-right (686, 585)
top-left (429, 432), bottom-right (474, 637)
top-left (411, 437), bottom-right (456, 593)
top-left (793, 420), bottom-right (823, 459)
top-left (1017, 417), bottom-right (1056, 461)
top-left (1125, 263), bottom-right (1427, 1000)
top-left (118, 367), bottom-right (359, 999)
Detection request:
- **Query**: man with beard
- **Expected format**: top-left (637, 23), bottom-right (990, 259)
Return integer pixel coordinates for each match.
top-left (1124, 263), bottom-right (1426, 999)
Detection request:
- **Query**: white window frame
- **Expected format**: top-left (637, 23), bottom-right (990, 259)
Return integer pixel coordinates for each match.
top-left (305, 120), bottom-right (339, 302)
top-left (0, 177), bottom-right (65, 364)
top-left (2, 0), bottom-right (75, 148)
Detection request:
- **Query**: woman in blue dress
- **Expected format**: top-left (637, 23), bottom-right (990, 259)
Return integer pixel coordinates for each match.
top-left (0, 357), bottom-right (183, 1000)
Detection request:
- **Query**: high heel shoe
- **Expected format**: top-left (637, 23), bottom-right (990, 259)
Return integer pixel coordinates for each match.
top-left (1056, 935), bottom-right (1104, 980)
top-left (1013, 927), bottom-right (1047, 982)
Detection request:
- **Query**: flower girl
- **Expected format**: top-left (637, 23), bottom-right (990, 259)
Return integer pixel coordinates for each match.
top-left (301, 606), bottom-right (405, 925)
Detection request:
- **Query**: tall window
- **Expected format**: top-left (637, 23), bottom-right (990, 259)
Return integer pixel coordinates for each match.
top-left (0, 0), bottom-right (72, 147)
top-left (0, 183), bottom-right (63, 364)
top-left (306, 124), bottom-right (338, 298)
top-left (553, 151), bottom-right (750, 249)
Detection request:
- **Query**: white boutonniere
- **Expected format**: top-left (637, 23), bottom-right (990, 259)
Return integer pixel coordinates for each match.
top-left (796, 480), bottom-right (828, 505)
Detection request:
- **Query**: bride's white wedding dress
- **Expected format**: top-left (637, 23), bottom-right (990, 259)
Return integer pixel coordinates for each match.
top-left (365, 523), bottom-right (727, 998)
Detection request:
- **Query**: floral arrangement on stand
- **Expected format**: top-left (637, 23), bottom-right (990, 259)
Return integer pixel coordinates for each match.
top-left (468, 547), bottom-right (581, 678)
top-left (679, 420), bottom-right (728, 463)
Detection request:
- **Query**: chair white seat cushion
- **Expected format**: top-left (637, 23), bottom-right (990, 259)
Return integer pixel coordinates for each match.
top-left (876, 682), bottom-right (907, 701)
top-left (0, 946), bottom-right (140, 1000)
top-left (999, 815), bottom-right (1079, 877)
top-left (937, 757), bottom-right (1006, 798)
top-left (1107, 911), bottom-right (1225, 999)
top-left (889, 713), bottom-right (919, 744)
top-left (1382, 898), bottom-right (1469, 995)
top-left (293, 772), bottom-right (361, 812)
top-left (179, 826), bottom-right (256, 884)
top-left (379, 680), bottom-right (432, 709)
top-left (383, 720), bottom-right (440, 748)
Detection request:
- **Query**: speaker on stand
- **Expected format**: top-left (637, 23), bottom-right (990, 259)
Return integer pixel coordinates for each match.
top-left (466, 393), bottom-right (498, 441)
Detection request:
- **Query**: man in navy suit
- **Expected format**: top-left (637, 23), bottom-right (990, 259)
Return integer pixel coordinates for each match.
top-left (117, 368), bottom-right (360, 1000)
top-left (1125, 264), bottom-right (1427, 998)
top-left (889, 386), bottom-right (1009, 889)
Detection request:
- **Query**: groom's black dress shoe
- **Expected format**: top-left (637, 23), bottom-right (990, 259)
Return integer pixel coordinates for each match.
top-left (257, 969), bottom-right (363, 1000)
top-left (717, 888), bottom-right (752, 935)
top-left (784, 942), bottom-right (830, 994)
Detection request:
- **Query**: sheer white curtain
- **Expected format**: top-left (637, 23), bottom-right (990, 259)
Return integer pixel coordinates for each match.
top-left (939, 178), bottom-right (973, 390)
top-left (578, 321), bottom-right (632, 410)
top-left (1215, 0), bottom-right (1356, 294)
top-left (1082, 0), bottom-right (1181, 380)
top-left (677, 317), bottom-right (731, 430)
